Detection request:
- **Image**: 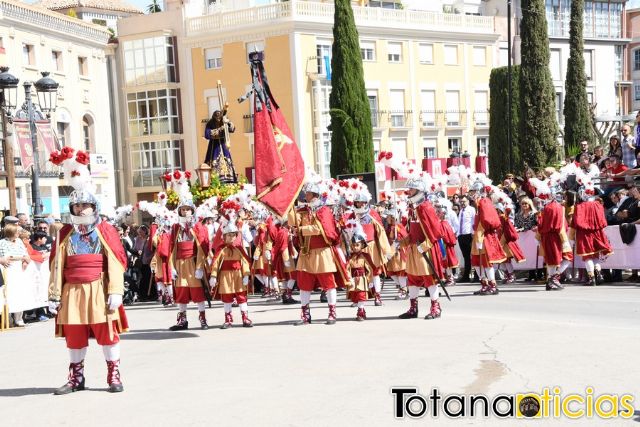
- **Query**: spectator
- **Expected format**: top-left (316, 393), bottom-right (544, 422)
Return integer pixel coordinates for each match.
top-left (20, 230), bottom-right (49, 322)
top-left (608, 135), bottom-right (623, 159)
top-left (635, 111), bottom-right (640, 157)
top-left (120, 224), bottom-right (136, 264)
top-left (514, 197), bottom-right (537, 232)
top-left (616, 186), bottom-right (640, 224)
top-left (621, 125), bottom-right (637, 168)
top-left (34, 219), bottom-right (53, 250)
top-left (0, 224), bottom-right (31, 327)
top-left (457, 195), bottom-right (476, 282)
top-left (592, 145), bottom-right (604, 165)
top-left (578, 153), bottom-right (600, 177)
top-left (574, 140), bottom-right (591, 163)
top-left (16, 213), bottom-right (30, 231)
top-left (606, 189), bottom-right (634, 225)
top-left (133, 225), bottom-right (154, 300)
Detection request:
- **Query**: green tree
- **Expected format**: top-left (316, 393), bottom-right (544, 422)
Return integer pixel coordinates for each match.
top-left (518, 0), bottom-right (559, 169)
top-left (147, 0), bottom-right (161, 13)
top-left (329, 0), bottom-right (373, 176)
top-left (489, 65), bottom-right (521, 180)
top-left (563, 0), bottom-right (592, 155)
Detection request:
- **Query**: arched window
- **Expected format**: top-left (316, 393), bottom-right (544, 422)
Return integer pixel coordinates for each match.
top-left (82, 114), bottom-right (94, 152)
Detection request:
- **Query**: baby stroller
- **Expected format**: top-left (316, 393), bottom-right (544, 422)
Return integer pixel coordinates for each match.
top-left (123, 266), bottom-right (139, 305)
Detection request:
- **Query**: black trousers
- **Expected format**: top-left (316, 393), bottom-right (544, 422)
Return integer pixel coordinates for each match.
top-left (458, 234), bottom-right (473, 280)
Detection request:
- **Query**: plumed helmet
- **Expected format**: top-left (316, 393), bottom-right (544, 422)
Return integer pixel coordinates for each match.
top-left (68, 189), bottom-right (99, 213)
top-left (351, 231), bottom-right (367, 245)
top-left (382, 208), bottom-right (399, 220)
top-left (222, 222), bottom-right (239, 235)
top-left (469, 179), bottom-right (484, 194)
top-left (406, 177), bottom-right (426, 193)
top-left (353, 192), bottom-right (371, 204)
top-left (178, 199), bottom-right (196, 216)
top-left (303, 182), bottom-right (320, 196)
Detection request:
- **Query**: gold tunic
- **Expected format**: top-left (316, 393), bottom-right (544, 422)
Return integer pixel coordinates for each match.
top-left (210, 246), bottom-right (250, 295)
top-left (347, 255), bottom-right (372, 293)
top-left (171, 228), bottom-right (206, 289)
top-left (362, 219), bottom-right (394, 269)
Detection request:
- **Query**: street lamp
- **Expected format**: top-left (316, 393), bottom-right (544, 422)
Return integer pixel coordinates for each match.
top-left (0, 70), bottom-right (59, 216)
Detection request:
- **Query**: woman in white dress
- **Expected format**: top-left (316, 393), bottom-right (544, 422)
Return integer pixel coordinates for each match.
top-left (0, 224), bottom-right (34, 326)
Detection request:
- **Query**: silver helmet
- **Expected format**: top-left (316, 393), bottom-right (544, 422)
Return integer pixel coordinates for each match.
top-left (351, 231), bottom-right (367, 245)
top-left (405, 177), bottom-right (426, 193)
top-left (222, 222), bottom-right (239, 235)
top-left (69, 189), bottom-right (100, 227)
top-left (303, 182), bottom-right (320, 196)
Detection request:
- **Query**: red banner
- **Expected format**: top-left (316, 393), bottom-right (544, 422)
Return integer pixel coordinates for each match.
top-left (35, 120), bottom-right (58, 155)
top-left (12, 120), bottom-right (33, 170)
top-left (252, 61), bottom-right (305, 217)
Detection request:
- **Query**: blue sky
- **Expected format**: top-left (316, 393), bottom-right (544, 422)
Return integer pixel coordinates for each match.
top-left (129, 0), bottom-right (156, 13)
top-left (629, 0), bottom-right (640, 8)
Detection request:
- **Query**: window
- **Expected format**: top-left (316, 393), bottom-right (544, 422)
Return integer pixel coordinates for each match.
top-left (78, 56), bottom-right (88, 76)
top-left (477, 137), bottom-right (488, 156)
top-left (314, 132), bottom-right (331, 178)
top-left (550, 48), bottom-right (561, 81)
top-left (444, 45), bottom-right (458, 65)
top-left (22, 44), bottom-right (35, 66)
top-left (369, 0), bottom-right (402, 8)
top-left (373, 138), bottom-right (381, 160)
top-left (472, 46), bottom-right (486, 66)
top-left (389, 89), bottom-right (405, 127)
top-left (391, 138), bottom-right (407, 160)
top-left (555, 92), bottom-right (563, 124)
top-left (312, 81), bottom-right (331, 129)
top-left (448, 138), bottom-right (461, 153)
top-left (420, 90), bottom-right (436, 127)
top-left (51, 50), bottom-right (63, 72)
top-left (635, 50), bottom-right (640, 71)
top-left (445, 90), bottom-right (460, 126)
top-left (387, 42), bottom-right (402, 63)
top-left (635, 86), bottom-right (640, 102)
top-left (56, 122), bottom-right (69, 147)
top-left (131, 140), bottom-right (183, 187)
top-left (587, 91), bottom-right (594, 104)
top-left (615, 45), bottom-right (623, 81)
top-left (499, 47), bottom-right (509, 67)
top-left (422, 138), bottom-right (437, 159)
top-left (584, 50), bottom-right (593, 80)
top-left (316, 41), bottom-right (332, 76)
top-left (82, 115), bottom-right (94, 152)
top-left (367, 90), bottom-right (379, 127)
top-left (474, 91), bottom-right (488, 126)
top-left (205, 47), bottom-right (222, 69)
top-left (123, 36), bottom-right (177, 86)
top-left (419, 43), bottom-right (433, 64)
top-left (360, 41), bottom-right (375, 61)
top-left (127, 89), bottom-right (181, 137)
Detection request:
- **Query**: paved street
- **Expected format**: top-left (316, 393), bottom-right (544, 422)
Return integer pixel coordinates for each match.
top-left (1, 280), bottom-right (640, 426)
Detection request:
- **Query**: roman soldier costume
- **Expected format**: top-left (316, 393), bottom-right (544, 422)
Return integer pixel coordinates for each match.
top-left (48, 147), bottom-right (128, 394)
top-left (384, 208), bottom-right (409, 299)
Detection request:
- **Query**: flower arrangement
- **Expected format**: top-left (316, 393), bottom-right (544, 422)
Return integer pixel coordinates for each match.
top-left (159, 174), bottom-right (249, 210)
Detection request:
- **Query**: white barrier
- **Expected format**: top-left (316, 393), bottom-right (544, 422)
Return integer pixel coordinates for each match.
top-left (512, 226), bottom-right (640, 270)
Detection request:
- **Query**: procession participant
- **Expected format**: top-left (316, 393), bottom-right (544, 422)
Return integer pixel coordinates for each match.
top-left (290, 182), bottom-right (350, 325)
top-left (469, 181), bottom-right (507, 296)
top-left (209, 223), bottom-right (253, 328)
top-left (398, 175), bottom-right (444, 320)
top-left (534, 179), bottom-right (573, 291)
top-left (352, 189), bottom-right (394, 307)
top-left (167, 171), bottom-right (210, 330)
top-left (436, 201), bottom-right (459, 287)
top-left (47, 147), bottom-right (128, 394)
top-left (383, 207), bottom-right (409, 299)
top-left (495, 201), bottom-right (526, 284)
top-left (152, 220), bottom-right (174, 306)
top-left (571, 183), bottom-right (613, 286)
top-left (252, 213), bottom-right (276, 298)
top-left (346, 227), bottom-right (375, 321)
top-left (269, 217), bottom-right (298, 304)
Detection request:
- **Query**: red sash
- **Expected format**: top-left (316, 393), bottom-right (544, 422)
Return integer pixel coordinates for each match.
top-left (408, 222), bottom-right (426, 244)
top-left (221, 260), bottom-right (242, 271)
top-left (308, 235), bottom-right (330, 250)
top-left (64, 254), bottom-right (103, 283)
top-left (176, 241), bottom-right (195, 259)
top-left (351, 267), bottom-right (366, 277)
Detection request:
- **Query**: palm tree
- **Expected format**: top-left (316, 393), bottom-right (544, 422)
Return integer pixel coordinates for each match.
top-left (147, 0), bottom-right (161, 13)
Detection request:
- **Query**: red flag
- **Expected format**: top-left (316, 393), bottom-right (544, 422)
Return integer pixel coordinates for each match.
top-left (251, 57), bottom-right (305, 218)
top-left (13, 120), bottom-right (34, 170)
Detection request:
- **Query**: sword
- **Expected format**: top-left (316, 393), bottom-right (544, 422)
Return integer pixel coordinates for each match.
top-left (419, 244), bottom-right (451, 302)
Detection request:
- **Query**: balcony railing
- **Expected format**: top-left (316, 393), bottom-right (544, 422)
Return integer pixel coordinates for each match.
top-left (473, 110), bottom-right (489, 127)
top-left (419, 110), bottom-right (439, 128)
top-left (15, 158), bottom-right (62, 178)
top-left (370, 109), bottom-right (384, 128)
top-left (387, 110), bottom-right (412, 128)
top-left (187, 1), bottom-right (494, 38)
top-left (445, 110), bottom-right (467, 127)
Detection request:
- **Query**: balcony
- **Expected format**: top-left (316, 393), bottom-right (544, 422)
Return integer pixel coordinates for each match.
top-left (473, 110), bottom-right (489, 127)
top-left (370, 109), bottom-right (384, 129)
top-left (387, 110), bottom-right (412, 129)
top-left (445, 110), bottom-right (467, 128)
top-left (187, 1), bottom-right (495, 38)
top-left (419, 110), bottom-right (439, 129)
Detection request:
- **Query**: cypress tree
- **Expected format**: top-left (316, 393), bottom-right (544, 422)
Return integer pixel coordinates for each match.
top-left (329, 0), bottom-right (373, 177)
top-left (519, 0), bottom-right (559, 169)
top-left (563, 0), bottom-right (592, 154)
top-left (489, 65), bottom-right (521, 180)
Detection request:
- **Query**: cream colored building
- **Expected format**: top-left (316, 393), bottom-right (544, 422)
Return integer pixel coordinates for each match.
top-left (0, 0), bottom-right (115, 218)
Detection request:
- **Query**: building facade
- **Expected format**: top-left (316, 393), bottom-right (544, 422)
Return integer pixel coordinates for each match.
top-left (183, 0), bottom-right (499, 182)
top-left (0, 0), bottom-right (115, 218)
top-left (36, 0), bottom-right (143, 34)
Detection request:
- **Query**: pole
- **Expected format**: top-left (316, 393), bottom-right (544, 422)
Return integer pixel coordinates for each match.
top-left (1, 109), bottom-right (16, 215)
top-left (25, 82), bottom-right (41, 216)
top-left (507, 0), bottom-right (513, 173)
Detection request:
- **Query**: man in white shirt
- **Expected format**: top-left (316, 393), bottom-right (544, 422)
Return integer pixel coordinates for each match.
top-left (457, 196), bottom-right (476, 282)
